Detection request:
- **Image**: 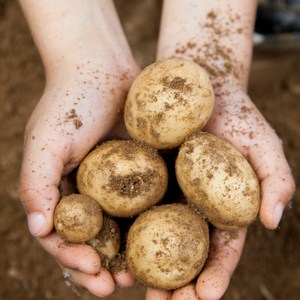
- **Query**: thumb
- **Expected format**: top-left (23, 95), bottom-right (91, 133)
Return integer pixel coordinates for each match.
top-left (19, 135), bottom-right (67, 237)
top-left (248, 129), bottom-right (295, 229)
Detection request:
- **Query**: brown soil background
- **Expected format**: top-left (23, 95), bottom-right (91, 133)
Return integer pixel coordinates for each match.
top-left (0, 1), bottom-right (299, 299)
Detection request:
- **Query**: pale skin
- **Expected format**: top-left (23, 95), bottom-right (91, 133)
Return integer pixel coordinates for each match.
top-left (18, 0), bottom-right (295, 299)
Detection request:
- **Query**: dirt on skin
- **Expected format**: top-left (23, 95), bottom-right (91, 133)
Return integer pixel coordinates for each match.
top-left (176, 132), bottom-right (260, 231)
top-left (76, 139), bottom-right (168, 217)
top-left (106, 142), bottom-right (163, 198)
top-left (54, 194), bottom-right (103, 243)
top-left (125, 58), bottom-right (215, 149)
top-left (1, 0), bottom-right (300, 300)
top-left (86, 215), bottom-right (121, 270)
top-left (126, 204), bottom-right (209, 290)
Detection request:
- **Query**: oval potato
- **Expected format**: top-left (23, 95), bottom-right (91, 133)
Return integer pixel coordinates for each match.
top-left (124, 57), bottom-right (215, 149)
top-left (126, 203), bottom-right (209, 290)
top-left (77, 140), bottom-right (168, 217)
top-left (176, 132), bottom-right (260, 230)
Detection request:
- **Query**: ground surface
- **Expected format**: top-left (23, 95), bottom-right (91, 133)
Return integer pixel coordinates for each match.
top-left (0, 1), bottom-right (299, 299)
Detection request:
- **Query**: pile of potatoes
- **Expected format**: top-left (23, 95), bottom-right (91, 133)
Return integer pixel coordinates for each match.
top-left (54, 57), bottom-right (261, 290)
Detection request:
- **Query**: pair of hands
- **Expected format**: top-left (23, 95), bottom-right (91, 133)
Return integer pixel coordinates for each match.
top-left (18, 0), bottom-right (295, 299)
top-left (19, 55), bottom-right (295, 300)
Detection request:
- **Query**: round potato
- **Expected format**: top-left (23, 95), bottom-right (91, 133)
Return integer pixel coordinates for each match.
top-left (176, 132), bottom-right (260, 230)
top-left (87, 215), bottom-right (120, 269)
top-left (126, 203), bottom-right (209, 290)
top-left (54, 194), bottom-right (103, 243)
top-left (77, 140), bottom-right (168, 217)
top-left (124, 57), bottom-right (215, 149)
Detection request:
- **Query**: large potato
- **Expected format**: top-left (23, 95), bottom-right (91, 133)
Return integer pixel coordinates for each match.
top-left (126, 204), bottom-right (209, 290)
top-left (77, 140), bottom-right (168, 217)
top-left (176, 132), bottom-right (260, 230)
top-left (124, 57), bottom-right (215, 149)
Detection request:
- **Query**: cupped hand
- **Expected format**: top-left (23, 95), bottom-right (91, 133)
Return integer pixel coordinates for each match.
top-left (206, 87), bottom-right (295, 230)
top-left (146, 86), bottom-right (295, 300)
top-left (19, 59), bottom-right (140, 297)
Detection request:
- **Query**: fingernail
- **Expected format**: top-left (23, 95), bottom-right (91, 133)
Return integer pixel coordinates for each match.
top-left (27, 212), bottom-right (46, 236)
top-left (274, 203), bottom-right (284, 228)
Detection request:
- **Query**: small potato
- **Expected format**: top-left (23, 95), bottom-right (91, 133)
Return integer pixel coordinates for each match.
top-left (54, 194), bottom-right (103, 243)
top-left (124, 57), bottom-right (215, 149)
top-left (77, 140), bottom-right (168, 217)
top-left (87, 215), bottom-right (120, 269)
top-left (176, 132), bottom-right (260, 230)
top-left (126, 204), bottom-right (209, 290)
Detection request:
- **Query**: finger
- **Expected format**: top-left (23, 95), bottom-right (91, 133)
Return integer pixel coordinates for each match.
top-left (62, 267), bottom-right (115, 298)
top-left (172, 284), bottom-right (198, 300)
top-left (38, 232), bottom-right (101, 274)
top-left (248, 131), bottom-right (295, 229)
top-left (19, 148), bottom-right (63, 236)
top-left (259, 169), bottom-right (295, 229)
top-left (113, 270), bottom-right (136, 288)
top-left (146, 288), bottom-right (172, 300)
top-left (196, 227), bottom-right (247, 300)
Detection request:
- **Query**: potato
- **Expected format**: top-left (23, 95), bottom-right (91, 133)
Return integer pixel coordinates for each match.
top-left (54, 194), bottom-right (103, 243)
top-left (87, 215), bottom-right (120, 269)
top-left (126, 203), bottom-right (209, 290)
top-left (124, 57), bottom-right (215, 149)
top-left (77, 140), bottom-right (168, 217)
top-left (176, 132), bottom-right (260, 230)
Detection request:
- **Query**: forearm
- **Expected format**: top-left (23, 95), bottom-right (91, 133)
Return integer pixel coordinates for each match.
top-left (157, 0), bottom-right (258, 92)
top-left (19, 0), bottom-right (136, 75)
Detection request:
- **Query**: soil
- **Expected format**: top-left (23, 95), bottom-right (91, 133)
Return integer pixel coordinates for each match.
top-left (0, 1), bottom-right (299, 300)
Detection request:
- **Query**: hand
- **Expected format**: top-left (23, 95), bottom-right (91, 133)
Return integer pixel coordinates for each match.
top-left (18, 0), bottom-right (142, 296)
top-left (206, 88), bottom-right (295, 230)
top-left (146, 228), bottom-right (247, 300)
top-left (145, 87), bottom-right (295, 300)
top-left (153, 0), bottom-right (295, 298)
top-left (19, 58), bottom-right (140, 297)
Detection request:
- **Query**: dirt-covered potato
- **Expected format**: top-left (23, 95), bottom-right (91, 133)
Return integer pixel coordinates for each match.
top-left (77, 140), bottom-right (168, 217)
top-left (126, 203), bottom-right (209, 290)
top-left (124, 57), bottom-right (215, 149)
top-left (86, 215), bottom-right (120, 269)
top-left (54, 194), bottom-right (103, 243)
top-left (176, 132), bottom-right (261, 230)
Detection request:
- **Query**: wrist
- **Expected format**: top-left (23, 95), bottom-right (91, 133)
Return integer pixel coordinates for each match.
top-left (19, 0), bottom-right (136, 73)
top-left (44, 46), bottom-right (139, 86)
top-left (157, 0), bottom-right (257, 92)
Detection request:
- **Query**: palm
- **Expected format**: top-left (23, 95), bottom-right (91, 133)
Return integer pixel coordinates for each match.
top-left (19, 64), bottom-right (139, 296)
top-left (146, 89), bottom-right (294, 300)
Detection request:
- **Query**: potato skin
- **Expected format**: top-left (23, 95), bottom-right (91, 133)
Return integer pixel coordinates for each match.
top-left (86, 215), bottom-right (120, 269)
top-left (176, 132), bottom-right (260, 230)
top-left (77, 140), bottom-right (168, 217)
top-left (54, 194), bottom-right (103, 243)
top-left (126, 204), bottom-right (209, 290)
top-left (124, 57), bottom-right (215, 149)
